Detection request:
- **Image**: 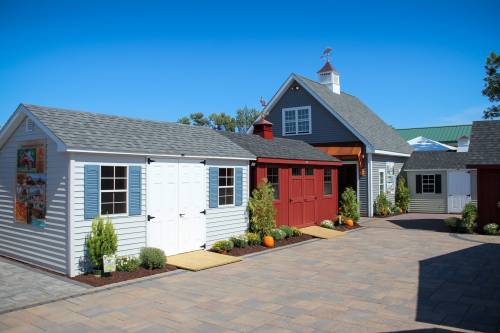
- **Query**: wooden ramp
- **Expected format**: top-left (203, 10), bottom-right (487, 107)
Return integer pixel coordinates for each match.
top-left (300, 226), bottom-right (345, 239)
top-left (167, 250), bottom-right (241, 271)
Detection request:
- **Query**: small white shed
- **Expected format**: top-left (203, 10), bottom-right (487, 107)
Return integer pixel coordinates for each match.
top-left (0, 104), bottom-right (255, 276)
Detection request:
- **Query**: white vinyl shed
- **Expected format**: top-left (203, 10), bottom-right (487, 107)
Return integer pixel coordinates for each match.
top-left (0, 104), bottom-right (255, 277)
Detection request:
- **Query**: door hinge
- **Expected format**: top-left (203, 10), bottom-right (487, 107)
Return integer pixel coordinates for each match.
top-left (200, 209), bottom-right (206, 215)
top-left (147, 158), bottom-right (155, 164)
top-left (200, 243), bottom-right (206, 249)
top-left (147, 215), bottom-right (156, 221)
top-left (200, 160), bottom-right (206, 165)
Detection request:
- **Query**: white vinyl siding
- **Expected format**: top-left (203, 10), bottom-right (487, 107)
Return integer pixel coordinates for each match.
top-left (0, 117), bottom-right (69, 274)
top-left (371, 155), bottom-right (406, 207)
top-left (406, 170), bottom-right (447, 213)
top-left (205, 159), bottom-right (249, 246)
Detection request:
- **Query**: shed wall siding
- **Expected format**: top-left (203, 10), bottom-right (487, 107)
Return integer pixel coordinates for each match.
top-left (371, 155), bottom-right (406, 206)
top-left (266, 80), bottom-right (359, 144)
top-left (70, 154), bottom-right (146, 276)
top-left (0, 117), bottom-right (69, 274)
top-left (205, 159), bottom-right (249, 246)
top-left (359, 164), bottom-right (369, 217)
top-left (407, 170), bottom-right (448, 213)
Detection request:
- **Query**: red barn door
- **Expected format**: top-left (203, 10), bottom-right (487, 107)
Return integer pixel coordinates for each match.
top-left (288, 166), bottom-right (317, 228)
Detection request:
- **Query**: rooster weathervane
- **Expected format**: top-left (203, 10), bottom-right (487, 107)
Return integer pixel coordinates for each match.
top-left (321, 47), bottom-right (332, 62)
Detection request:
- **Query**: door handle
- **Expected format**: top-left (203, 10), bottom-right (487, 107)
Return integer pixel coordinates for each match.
top-left (147, 215), bottom-right (156, 221)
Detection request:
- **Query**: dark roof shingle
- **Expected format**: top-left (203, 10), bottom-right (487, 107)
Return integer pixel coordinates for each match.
top-left (467, 120), bottom-right (500, 166)
top-left (403, 151), bottom-right (469, 170)
top-left (219, 131), bottom-right (340, 162)
top-left (22, 104), bottom-right (255, 159)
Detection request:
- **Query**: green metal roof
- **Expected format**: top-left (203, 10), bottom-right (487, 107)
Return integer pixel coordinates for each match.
top-left (396, 124), bottom-right (472, 143)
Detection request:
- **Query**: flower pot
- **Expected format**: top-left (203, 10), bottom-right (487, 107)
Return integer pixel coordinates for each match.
top-left (263, 235), bottom-right (275, 248)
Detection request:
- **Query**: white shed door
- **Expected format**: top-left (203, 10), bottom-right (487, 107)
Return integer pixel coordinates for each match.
top-left (147, 159), bottom-right (206, 256)
top-left (447, 171), bottom-right (471, 213)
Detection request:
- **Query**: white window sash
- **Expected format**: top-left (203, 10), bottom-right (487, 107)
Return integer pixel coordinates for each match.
top-left (218, 168), bottom-right (235, 206)
top-left (282, 106), bottom-right (311, 136)
top-left (100, 166), bottom-right (128, 216)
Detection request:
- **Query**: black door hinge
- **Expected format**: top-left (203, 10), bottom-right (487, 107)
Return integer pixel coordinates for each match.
top-left (200, 160), bottom-right (206, 165)
top-left (147, 215), bottom-right (156, 221)
top-left (200, 243), bottom-right (206, 249)
top-left (199, 209), bottom-right (206, 215)
top-left (147, 158), bottom-right (155, 164)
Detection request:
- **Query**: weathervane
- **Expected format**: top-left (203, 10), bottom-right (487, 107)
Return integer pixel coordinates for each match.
top-left (259, 96), bottom-right (267, 108)
top-left (321, 47), bottom-right (332, 62)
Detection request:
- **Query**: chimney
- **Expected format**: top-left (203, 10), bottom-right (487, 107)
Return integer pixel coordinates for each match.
top-left (317, 60), bottom-right (340, 94)
top-left (253, 118), bottom-right (273, 140)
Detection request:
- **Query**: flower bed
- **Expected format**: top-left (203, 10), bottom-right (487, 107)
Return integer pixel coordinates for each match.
top-left (71, 265), bottom-right (178, 287)
top-left (222, 234), bottom-right (315, 257)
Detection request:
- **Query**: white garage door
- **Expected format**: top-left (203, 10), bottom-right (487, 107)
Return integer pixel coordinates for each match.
top-left (146, 158), bottom-right (206, 256)
top-left (447, 170), bottom-right (471, 213)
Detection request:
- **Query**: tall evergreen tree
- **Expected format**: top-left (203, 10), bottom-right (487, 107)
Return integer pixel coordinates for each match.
top-left (482, 51), bottom-right (500, 119)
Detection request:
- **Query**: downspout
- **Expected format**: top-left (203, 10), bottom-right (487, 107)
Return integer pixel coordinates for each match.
top-left (367, 153), bottom-right (373, 217)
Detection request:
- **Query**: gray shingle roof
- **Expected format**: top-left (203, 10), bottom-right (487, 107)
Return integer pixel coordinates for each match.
top-left (294, 75), bottom-right (412, 155)
top-left (403, 151), bottom-right (469, 170)
top-left (219, 131), bottom-right (340, 162)
top-left (22, 104), bottom-right (255, 159)
top-left (467, 120), bottom-right (500, 166)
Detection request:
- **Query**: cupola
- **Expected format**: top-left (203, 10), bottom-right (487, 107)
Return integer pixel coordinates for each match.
top-left (317, 48), bottom-right (340, 94)
top-left (253, 118), bottom-right (273, 140)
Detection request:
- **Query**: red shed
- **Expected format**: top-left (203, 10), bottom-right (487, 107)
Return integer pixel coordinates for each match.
top-left (221, 119), bottom-right (342, 228)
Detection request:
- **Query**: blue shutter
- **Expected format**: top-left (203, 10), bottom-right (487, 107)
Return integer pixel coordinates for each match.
top-left (129, 166), bottom-right (142, 216)
top-left (209, 167), bottom-right (218, 208)
top-left (235, 167), bottom-right (243, 206)
top-left (84, 165), bottom-right (99, 220)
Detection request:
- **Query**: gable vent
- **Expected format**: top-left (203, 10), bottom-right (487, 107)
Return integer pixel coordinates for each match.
top-left (25, 118), bottom-right (34, 132)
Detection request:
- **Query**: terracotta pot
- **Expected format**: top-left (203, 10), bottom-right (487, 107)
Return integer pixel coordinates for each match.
top-left (263, 235), bottom-right (275, 248)
top-left (345, 219), bottom-right (354, 227)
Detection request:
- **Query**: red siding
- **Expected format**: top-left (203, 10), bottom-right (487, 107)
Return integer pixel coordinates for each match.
top-left (476, 168), bottom-right (500, 227)
top-left (254, 163), bottom-right (338, 228)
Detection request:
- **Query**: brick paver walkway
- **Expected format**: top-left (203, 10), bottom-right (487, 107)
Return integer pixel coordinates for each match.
top-left (1, 214), bottom-right (499, 332)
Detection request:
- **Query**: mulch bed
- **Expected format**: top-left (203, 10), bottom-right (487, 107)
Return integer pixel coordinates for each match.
top-left (224, 234), bottom-right (315, 257)
top-left (334, 223), bottom-right (362, 232)
top-left (71, 264), bottom-right (178, 287)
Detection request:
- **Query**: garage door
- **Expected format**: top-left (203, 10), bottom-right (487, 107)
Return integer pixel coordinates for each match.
top-left (146, 158), bottom-right (206, 255)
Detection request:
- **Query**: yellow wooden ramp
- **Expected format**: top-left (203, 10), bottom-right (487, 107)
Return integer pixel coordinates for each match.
top-left (300, 226), bottom-right (345, 239)
top-left (167, 250), bottom-right (241, 271)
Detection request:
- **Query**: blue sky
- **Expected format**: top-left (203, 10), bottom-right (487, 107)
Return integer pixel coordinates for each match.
top-left (0, 0), bottom-right (498, 128)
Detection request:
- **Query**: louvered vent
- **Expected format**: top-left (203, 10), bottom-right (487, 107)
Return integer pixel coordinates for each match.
top-left (25, 118), bottom-right (34, 132)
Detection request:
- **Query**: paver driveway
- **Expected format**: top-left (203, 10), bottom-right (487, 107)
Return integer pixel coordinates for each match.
top-left (1, 214), bottom-right (499, 332)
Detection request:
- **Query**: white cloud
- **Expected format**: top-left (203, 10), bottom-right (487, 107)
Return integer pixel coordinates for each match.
top-left (436, 105), bottom-right (488, 125)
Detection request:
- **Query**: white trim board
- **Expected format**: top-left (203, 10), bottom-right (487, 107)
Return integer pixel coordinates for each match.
top-left (66, 149), bottom-right (256, 161)
top-left (281, 105), bottom-right (312, 136)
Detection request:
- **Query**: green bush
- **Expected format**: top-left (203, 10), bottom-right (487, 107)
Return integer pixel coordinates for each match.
top-left (211, 240), bottom-right (234, 253)
top-left (395, 177), bottom-right (409, 213)
top-left (461, 203), bottom-right (478, 233)
top-left (139, 247), bottom-right (166, 269)
top-left (374, 192), bottom-right (392, 216)
top-left (320, 220), bottom-right (335, 229)
top-left (269, 228), bottom-right (286, 241)
top-left (279, 226), bottom-right (294, 239)
top-left (340, 187), bottom-right (360, 222)
top-left (116, 256), bottom-right (140, 272)
top-left (445, 217), bottom-right (459, 230)
top-left (248, 179), bottom-right (277, 236)
top-left (230, 234), bottom-right (248, 248)
top-left (245, 232), bottom-right (261, 246)
top-left (483, 223), bottom-right (499, 235)
top-left (86, 216), bottom-right (118, 271)
top-left (291, 227), bottom-right (302, 237)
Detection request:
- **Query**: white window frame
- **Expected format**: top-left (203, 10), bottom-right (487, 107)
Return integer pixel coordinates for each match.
top-left (378, 168), bottom-right (386, 195)
top-left (100, 165), bottom-right (128, 216)
top-left (421, 174), bottom-right (436, 194)
top-left (282, 106), bottom-right (312, 136)
top-left (218, 167), bottom-right (235, 207)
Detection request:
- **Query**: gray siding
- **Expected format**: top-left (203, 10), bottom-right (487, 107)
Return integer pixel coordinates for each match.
top-left (205, 159), bottom-right (249, 246)
top-left (70, 154), bottom-right (147, 276)
top-left (266, 80), bottom-right (359, 144)
top-left (0, 117), bottom-right (69, 274)
top-left (407, 170), bottom-right (448, 213)
top-left (372, 155), bottom-right (406, 206)
top-left (359, 162), bottom-right (369, 217)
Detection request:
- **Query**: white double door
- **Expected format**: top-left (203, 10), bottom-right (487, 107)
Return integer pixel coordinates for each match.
top-left (447, 170), bottom-right (471, 213)
top-left (147, 158), bottom-right (206, 256)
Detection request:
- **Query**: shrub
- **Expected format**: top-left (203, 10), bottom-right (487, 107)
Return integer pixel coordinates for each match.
top-left (139, 247), bottom-right (166, 269)
top-left (395, 177), bottom-right (409, 213)
top-left (211, 240), bottom-right (234, 253)
top-left (248, 179), bottom-right (277, 236)
top-left (116, 256), bottom-right (140, 272)
top-left (279, 226), bottom-right (294, 239)
top-left (86, 216), bottom-right (118, 271)
top-left (461, 203), bottom-right (478, 233)
top-left (245, 232), bottom-right (261, 246)
top-left (340, 187), bottom-right (360, 222)
top-left (291, 227), bottom-right (302, 237)
top-left (320, 220), bottom-right (335, 229)
top-left (444, 217), bottom-right (459, 231)
top-left (483, 223), bottom-right (499, 235)
top-left (230, 234), bottom-right (248, 248)
top-left (269, 228), bottom-right (286, 241)
top-left (374, 192), bottom-right (392, 216)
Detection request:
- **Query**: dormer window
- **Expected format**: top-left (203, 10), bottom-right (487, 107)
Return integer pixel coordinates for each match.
top-left (282, 106), bottom-right (311, 136)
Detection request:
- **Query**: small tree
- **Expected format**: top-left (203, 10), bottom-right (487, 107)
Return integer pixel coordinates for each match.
top-left (340, 187), bottom-right (360, 222)
top-left (248, 179), bottom-right (276, 236)
top-left (374, 192), bottom-right (391, 216)
top-left (395, 176), bottom-right (409, 213)
top-left (86, 216), bottom-right (118, 271)
top-left (236, 106), bottom-right (260, 131)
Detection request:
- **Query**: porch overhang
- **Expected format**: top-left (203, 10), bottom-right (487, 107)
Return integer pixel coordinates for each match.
top-left (315, 145), bottom-right (366, 176)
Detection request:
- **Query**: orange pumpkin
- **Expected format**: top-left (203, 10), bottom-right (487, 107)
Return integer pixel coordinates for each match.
top-left (345, 219), bottom-right (354, 227)
top-left (263, 235), bottom-right (275, 248)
